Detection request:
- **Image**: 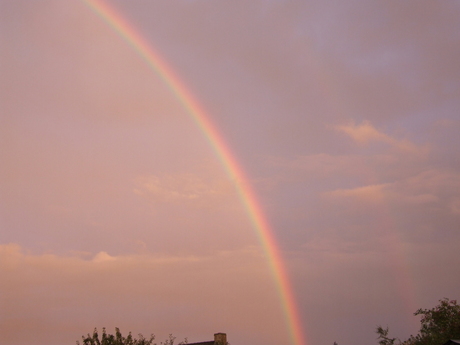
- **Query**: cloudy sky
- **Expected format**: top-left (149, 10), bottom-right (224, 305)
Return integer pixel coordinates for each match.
top-left (1, 1), bottom-right (460, 345)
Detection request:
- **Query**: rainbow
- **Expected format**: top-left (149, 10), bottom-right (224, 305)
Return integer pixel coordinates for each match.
top-left (82, 1), bottom-right (306, 345)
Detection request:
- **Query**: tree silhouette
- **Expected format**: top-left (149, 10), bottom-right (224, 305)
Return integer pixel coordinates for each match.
top-left (77, 328), bottom-right (184, 345)
top-left (376, 298), bottom-right (460, 345)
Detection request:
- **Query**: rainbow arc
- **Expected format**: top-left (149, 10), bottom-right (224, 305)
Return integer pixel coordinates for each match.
top-left (83, 2), bottom-right (306, 345)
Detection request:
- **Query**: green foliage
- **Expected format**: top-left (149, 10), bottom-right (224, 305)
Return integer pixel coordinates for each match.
top-left (77, 328), bottom-right (185, 345)
top-left (376, 298), bottom-right (460, 345)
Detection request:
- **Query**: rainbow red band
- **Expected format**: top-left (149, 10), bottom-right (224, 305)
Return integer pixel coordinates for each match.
top-left (82, 1), bottom-right (306, 344)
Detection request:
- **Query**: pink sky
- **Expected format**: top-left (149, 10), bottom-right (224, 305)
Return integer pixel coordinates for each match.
top-left (1, 1), bottom-right (460, 345)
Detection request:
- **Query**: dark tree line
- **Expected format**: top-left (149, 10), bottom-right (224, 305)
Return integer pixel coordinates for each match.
top-left (77, 328), bottom-right (186, 345)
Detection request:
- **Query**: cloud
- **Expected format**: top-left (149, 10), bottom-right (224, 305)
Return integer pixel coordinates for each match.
top-left (1, 1), bottom-right (460, 345)
top-left (322, 169), bottom-right (458, 208)
top-left (0, 244), bottom-right (288, 345)
top-left (336, 120), bottom-right (427, 155)
top-left (134, 173), bottom-right (234, 206)
top-left (336, 121), bottom-right (389, 144)
top-left (315, 169), bottom-right (460, 254)
top-left (92, 251), bottom-right (116, 263)
top-left (266, 150), bottom-right (429, 189)
top-left (324, 183), bottom-right (389, 203)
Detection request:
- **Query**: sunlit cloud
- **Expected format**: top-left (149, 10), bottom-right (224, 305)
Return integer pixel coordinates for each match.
top-left (135, 173), bottom-right (229, 200)
top-left (324, 183), bottom-right (389, 203)
top-left (1, 1), bottom-right (460, 345)
top-left (92, 251), bottom-right (116, 262)
top-left (133, 173), bottom-right (236, 211)
top-left (336, 120), bottom-right (427, 155)
top-left (336, 121), bottom-right (389, 144)
top-left (322, 169), bottom-right (459, 209)
top-left (0, 243), bottom-right (287, 345)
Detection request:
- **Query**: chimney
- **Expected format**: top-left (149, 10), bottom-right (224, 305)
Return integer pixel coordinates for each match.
top-left (214, 333), bottom-right (227, 345)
